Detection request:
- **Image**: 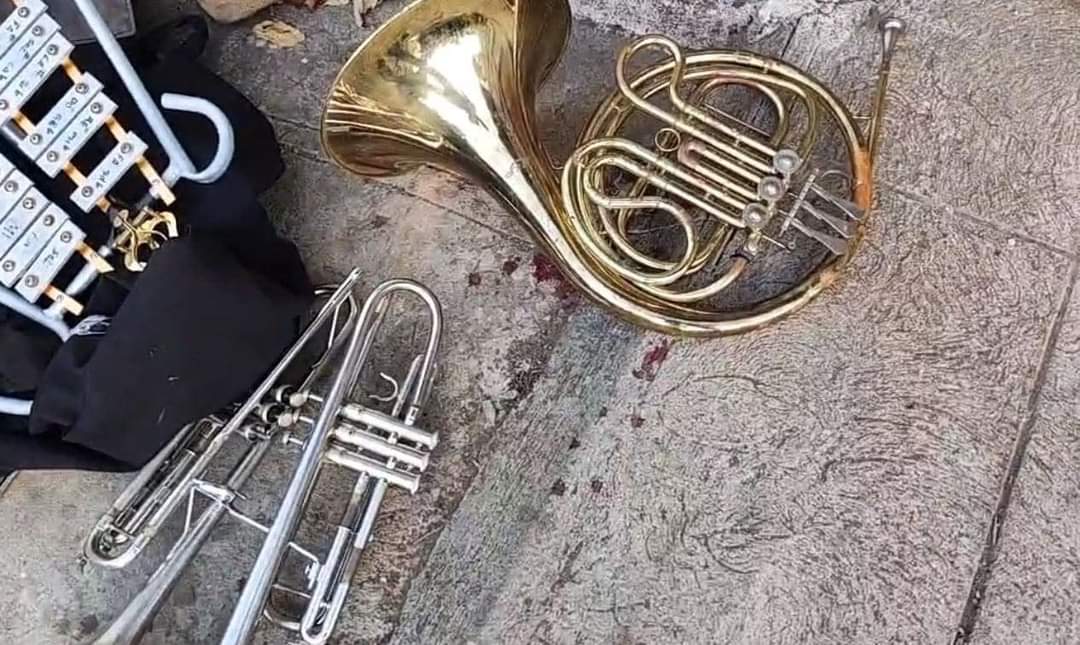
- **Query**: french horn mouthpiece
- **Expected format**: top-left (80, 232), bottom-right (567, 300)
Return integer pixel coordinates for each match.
top-left (880, 16), bottom-right (906, 57)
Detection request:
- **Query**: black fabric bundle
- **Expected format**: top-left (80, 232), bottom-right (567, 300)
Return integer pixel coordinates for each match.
top-left (0, 17), bottom-right (313, 471)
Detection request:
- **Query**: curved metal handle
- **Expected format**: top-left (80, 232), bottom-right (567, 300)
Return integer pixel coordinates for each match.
top-left (159, 93), bottom-right (235, 184)
top-left (71, 0), bottom-right (235, 187)
top-left (0, 396), bottom-right (31, 416)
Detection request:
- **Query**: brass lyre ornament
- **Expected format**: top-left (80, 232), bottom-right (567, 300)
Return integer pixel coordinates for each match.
top-left (111, 208), bottom-right (179, 272)
top-left (321, 0), bottom-right (906, 336)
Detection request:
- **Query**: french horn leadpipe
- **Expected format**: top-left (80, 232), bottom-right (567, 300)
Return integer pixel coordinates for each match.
top-left (321, 0), bottom-right (906, 336)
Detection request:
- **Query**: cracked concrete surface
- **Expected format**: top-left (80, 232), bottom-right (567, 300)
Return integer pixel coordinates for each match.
top-left (1, 0), bottom-right (1079, 643)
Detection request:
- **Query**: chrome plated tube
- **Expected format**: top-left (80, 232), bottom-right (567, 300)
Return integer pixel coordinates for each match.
top-left (300, 478), bottom-right (386, 643)
top-left (338, 404), bottom-right (439, 449)
top-left (92, 438), bottom-right (272, 645)
top-left (84, 419), bottom-right (218, 568)
top-left (222, 280), bottom-right (441, 645)
top-left (325, 447), bottom-right (421, 493)
top-left (331, 423), bottom-right (430, 470)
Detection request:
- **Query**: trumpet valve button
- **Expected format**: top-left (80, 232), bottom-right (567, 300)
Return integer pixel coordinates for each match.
top-left (276, 409), bottom-right (301, 428)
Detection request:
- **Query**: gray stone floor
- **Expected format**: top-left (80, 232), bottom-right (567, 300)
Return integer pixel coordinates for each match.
top-left (2, 0), bottom-right (1080, 643)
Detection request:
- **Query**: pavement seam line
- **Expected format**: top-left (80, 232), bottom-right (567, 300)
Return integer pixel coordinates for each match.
top-left (276, 139), bottom-right (532, 245)
top-left (882, 182), bottom-right (1078, 261)
top-left (950, 257), bottom-right (1080, 644)
top-left (261, 113), bottom-right (1078, 262)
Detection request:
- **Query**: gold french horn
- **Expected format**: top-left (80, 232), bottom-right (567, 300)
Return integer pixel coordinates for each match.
top-left (321, 0), bottom-right (905, 336)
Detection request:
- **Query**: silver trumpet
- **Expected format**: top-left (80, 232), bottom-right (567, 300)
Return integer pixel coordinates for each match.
top-left (86, 271), bottom-right (444, 645)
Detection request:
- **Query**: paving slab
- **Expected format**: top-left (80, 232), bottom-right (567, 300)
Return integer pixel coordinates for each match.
top-left (570, 0), bottom-right (817, 48)
top-left (391, 184), bottom-right (1072, 644)
top-left (967, 281), bottom-right (1080, 645)
top-left (779, 5), bottom-right (1080, 638)
top-left (778, 0), bottom-right (1080, 252)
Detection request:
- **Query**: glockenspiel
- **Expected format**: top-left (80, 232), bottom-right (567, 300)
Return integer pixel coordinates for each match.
top-left (0, 0), bottom-right (235, 419)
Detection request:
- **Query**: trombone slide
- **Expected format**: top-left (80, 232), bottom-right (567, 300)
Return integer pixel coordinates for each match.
top-left (91, 438), bottom-right (273, 645)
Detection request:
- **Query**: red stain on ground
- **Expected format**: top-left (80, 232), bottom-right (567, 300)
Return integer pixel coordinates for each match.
top-left (531, 253), bottom-right (580, 307)
top-left (531, 253), bottom-right (562, 282)
top-left (555, 283), bottom-right (579, 306)
top-left (632, 339), bottom-right (672, 381)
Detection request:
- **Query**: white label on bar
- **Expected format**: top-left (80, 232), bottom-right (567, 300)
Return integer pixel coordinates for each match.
top-left (0, 168), bottom-right (31, 224)
top-left (0, 0), bottom-right (47, 59)
top-left (0, 196), bottom-right (60, 287)
top-left (0, 14), bottom-right (57, 92)
top-left (71, 132), bottom-right (147, 211)
top-left (19, 73), bottom-right (103, 161)
top-left (38, 92), bottom-right (116, 178)
top-left (0, 186), bottom-right (45, 258)
top-left (0, 31), bottom-right (72, 121)
top-left (16, 218), bottom-right (82, 301)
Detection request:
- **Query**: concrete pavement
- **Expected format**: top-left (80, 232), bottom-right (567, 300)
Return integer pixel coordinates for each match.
top-left (2, 1), bottom-right (1079, 643)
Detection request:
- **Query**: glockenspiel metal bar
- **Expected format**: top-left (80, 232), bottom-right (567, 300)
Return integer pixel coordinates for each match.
top-left (0, 164), bottom-right (111, 315)
top-left (0, 0), bottom-right (45, 52)
top-left (0, 12), bottom-right (57, 89)
top-left (0, 184), bottom-right (43, 258)
top-left (0, 202), bottom-right (63, 285)
top-left (37, 91), bottom-right (116, 178)
top-left (16, 218), bottom-right (83, 306)
top-left (0, 29), bottom-right (72, 121)
top-left (71, 131), bottom-right (146, 211)
top-left (18, 72), bottom-right (102, 161)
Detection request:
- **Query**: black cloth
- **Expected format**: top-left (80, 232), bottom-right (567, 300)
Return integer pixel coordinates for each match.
top-left (0, 305), bottom-right (59, 394)
top-left (29, 234), bottom-right (308, 466)
top-left (0, 16), bottom-right (312, 471)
